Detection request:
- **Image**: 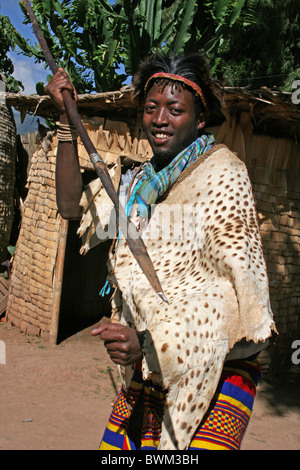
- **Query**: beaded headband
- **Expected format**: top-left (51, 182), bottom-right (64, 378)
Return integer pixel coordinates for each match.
top-left (144, 72), bottom-right (208, 111)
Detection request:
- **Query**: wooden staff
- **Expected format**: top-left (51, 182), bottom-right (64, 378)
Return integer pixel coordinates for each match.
top-left (22, 0), bottom-right (168, 303)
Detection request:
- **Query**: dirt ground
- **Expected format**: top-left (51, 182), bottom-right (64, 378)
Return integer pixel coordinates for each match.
top-left (0, 320), bottom-right (299, 451)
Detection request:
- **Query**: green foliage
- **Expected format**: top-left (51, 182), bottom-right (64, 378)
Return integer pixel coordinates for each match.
top-left (215, 0), bottom-right (300, 91)
top-left (13, 0), bottom-right (132, 92)
top-left (0, 15), bottom-right (24, 92)
top-left (15, 0), bottom-right (96, 92)
top-left (7, 0), bottom-right (299, 94)
top-left (7, 246), bottom-right (16, 257)
top-left (13, 0), bottom-right (199, 91)
top-left (120, 0), bottom-right (197, 76)
top-left (185, 0), bottom-right (257, 74)
top-left (167, 0), bottom-right (197, 56)
top-left (73, 0), bottom-right (127, 91)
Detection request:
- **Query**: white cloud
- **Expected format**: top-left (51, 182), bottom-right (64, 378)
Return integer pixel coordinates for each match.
top-left (9, 53), bottom-right (49, 95)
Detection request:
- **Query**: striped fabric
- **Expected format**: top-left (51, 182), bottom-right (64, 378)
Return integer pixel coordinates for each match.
top-left (99, 357), bottom-right (261, 451)
top-left (126, 134), bottom-right (215, 218)
top-left (189, 359), bottom-right (261, 450)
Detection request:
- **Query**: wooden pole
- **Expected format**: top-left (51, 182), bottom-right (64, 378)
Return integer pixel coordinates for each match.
top-left (49, 218), bottom-right (68, 344)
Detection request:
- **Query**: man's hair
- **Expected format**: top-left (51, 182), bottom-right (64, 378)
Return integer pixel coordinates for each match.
top-left (132, 52), bottom-right (223, 120)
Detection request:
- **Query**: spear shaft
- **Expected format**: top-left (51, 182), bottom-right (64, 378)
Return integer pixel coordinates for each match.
top-left (22, 0), bottom-right (168, 303)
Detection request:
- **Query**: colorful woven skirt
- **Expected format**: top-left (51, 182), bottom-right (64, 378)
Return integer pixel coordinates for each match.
top-left (99, 357), bottom-right (261, 450)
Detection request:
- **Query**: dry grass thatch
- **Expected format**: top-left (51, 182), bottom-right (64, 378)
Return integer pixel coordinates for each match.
top-left (5, 84), bottom-right (300, 141)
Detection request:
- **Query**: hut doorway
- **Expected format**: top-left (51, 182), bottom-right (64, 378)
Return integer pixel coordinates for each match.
top-left (56, 220), bottom-right (111, 344)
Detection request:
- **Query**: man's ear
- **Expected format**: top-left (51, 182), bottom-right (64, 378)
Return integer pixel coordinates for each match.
top-left (197, 112), bottom-right (206, 130)
top-left (197, 120), bottom-right (206, 130)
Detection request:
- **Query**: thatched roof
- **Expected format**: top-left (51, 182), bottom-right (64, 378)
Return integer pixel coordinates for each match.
top-left (223, 87), bottom-right (300, 142)
top-left (5, 85), bottom-right (300, 141)
top-left (5, 85), bottom-right (137, 122)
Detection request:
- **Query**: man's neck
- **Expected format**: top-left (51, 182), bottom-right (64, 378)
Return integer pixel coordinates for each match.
top-left (151, 154), bottom-right (173, 172)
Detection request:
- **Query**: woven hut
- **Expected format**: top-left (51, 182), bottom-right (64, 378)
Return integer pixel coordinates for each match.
top-left (0, 73), bottom-right (17, 265)
top-left (5, 85), bottom-right (300, 376)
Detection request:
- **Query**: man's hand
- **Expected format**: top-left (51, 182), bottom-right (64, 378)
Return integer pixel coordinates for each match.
top-left (44, 67), bottom-right (77, 119)
top-left (91, 323), bottom-right (144, 366)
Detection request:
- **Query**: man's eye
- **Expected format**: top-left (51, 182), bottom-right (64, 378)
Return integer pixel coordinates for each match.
top-left (145, 105), bottom-right (156, 113)
top-left (171, 108), bottom-right (183, 115)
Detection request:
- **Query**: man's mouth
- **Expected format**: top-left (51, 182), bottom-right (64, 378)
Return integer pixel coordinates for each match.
top-left (152, 132), bottom-right (172, 142)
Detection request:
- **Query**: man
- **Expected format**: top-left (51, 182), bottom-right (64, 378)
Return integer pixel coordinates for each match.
top-left (45, 53), bottom-right (275, 450)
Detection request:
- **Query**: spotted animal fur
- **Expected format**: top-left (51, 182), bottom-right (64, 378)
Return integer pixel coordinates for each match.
top-left (81, 145), bottom-right (276, 450)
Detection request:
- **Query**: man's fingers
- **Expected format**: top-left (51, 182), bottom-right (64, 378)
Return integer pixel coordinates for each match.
top-left (90, 322), bottom-right (124, 340)
top-left (57, 68), bottom-right (78, 99)
top-left (90, 323), bottom-right (108, 336)
top-left (101, 327), bottom-right (128, 343)
top-left (91, 323), bottom-right (143, 367)
top-left (57, 67), bottom-right (68, 77)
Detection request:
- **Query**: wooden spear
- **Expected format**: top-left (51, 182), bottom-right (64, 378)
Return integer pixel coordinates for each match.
top-left (22, 0), bottom-right (168, 303)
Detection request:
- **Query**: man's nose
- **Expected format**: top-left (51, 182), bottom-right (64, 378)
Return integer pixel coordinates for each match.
top-left (153, 107), bottom-right (168, 126)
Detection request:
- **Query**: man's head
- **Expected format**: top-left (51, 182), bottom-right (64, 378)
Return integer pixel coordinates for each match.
top-left (132, 53), bottom-right (223, 168)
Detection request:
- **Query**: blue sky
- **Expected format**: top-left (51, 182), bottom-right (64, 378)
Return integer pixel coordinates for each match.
top-left (1, 0), bottom-right (50, 94)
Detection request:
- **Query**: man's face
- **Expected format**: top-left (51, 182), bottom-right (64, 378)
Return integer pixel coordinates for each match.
top-left (143, 83), bottom-right (205, 169)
